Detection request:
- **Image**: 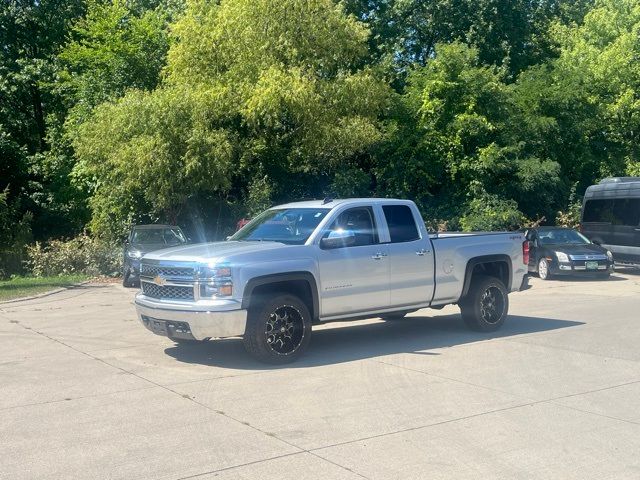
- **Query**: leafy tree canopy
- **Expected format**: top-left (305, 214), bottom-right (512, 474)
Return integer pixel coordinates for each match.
top-left (73, 0), bottom-right (390, 238)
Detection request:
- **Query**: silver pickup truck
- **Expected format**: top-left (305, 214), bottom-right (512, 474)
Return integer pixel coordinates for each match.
top-left (135, 198), bottom-right (530, 363)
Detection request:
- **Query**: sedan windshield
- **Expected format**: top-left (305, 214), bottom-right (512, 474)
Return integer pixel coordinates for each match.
top-left (538, 229), bottom-right (590, 245)
top-left (230, 208), bottom-right (330, 245)
top-left (132, 228), bottom-right (187, 246)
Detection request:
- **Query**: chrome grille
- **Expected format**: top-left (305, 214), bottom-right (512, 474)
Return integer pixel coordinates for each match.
top-left (141, 282), bottom-right (194, 300)
top-left (569, 254), bottom-right (607, 261)
top-left (140, 264), bottom-right (195, 278)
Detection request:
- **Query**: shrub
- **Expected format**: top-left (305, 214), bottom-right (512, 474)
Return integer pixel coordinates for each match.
top-left (26, 234), bottom-right (122, 277)
top-left (460, 193), bottom-right (525, 231)
top-left (555, 184), bottom-right (582, 228)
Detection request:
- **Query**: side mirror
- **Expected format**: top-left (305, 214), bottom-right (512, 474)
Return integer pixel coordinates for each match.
top-left (592, 239), bottom-right (601, 246)
top-left (320, 229), bottom-right (356, 249)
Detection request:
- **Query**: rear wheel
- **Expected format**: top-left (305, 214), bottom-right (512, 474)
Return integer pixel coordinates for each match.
top-left (243, 293), bottom-right (312, 364)
top-left (538, 258), bottom-right (551, 280)
top-left (459, 275), bottom-right (509, 332)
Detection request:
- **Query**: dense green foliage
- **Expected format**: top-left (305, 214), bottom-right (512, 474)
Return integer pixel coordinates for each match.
top-left (1, 0), bottom-right (639, 262)
top-left (27, 233), bottom-right (121, 276)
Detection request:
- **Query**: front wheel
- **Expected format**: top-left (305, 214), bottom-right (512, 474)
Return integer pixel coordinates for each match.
top-left (243, 293), bottom-right (312, 364)
top-left (538, 258), bottom-right (552, 280)
top-left (123, 270), bottom-right (134, 287)
top-left (459, 275), bottom-right (509, 332)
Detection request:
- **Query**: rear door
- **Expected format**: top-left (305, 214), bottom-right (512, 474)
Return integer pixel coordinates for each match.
top-left (317, 206), bottom-right (390, 317)
top-left (381, 204), bottom-right (435, 307)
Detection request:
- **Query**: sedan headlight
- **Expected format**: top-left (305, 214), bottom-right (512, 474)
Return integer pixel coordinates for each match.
top-left (198, 264), bottom-right (233, 298)
top-left (127, 250), bottom-right (143, 259)
top-left (555, 251), bottom-right (570, 263)
top-left (606, 250), bottom-right (613, 262)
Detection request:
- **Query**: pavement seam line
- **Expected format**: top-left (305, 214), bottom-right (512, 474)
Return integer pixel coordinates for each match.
top-left (373, 358), bottom-right (537, 402)
top-left (502, 336), bottom-right (640, 364)
top-left (545, 400), bottom-right (640, 427)
top-left (174, 452), bottom-right (304, 480)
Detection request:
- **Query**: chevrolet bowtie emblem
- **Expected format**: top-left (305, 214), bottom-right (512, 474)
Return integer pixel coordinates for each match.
top-left (153, 275), bottom-right (167, 286)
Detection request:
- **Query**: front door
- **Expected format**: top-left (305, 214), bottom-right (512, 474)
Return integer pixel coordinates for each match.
top-left (317, 207), bottom-right (390, 317)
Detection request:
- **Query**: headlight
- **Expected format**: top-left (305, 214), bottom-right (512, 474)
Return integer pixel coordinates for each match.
top-left (606, 250), bottom-right (613, 261)
top-left (198, 264), bottom-right (233, 298)
top-left (127, 250), bottom-right (143, 259)
top-left (555, 251), bottom-right (569, 263)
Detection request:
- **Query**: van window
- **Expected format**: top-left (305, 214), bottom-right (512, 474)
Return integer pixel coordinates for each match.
top-left (583, 198), bottom-right (640, 226)
top-left (613, 199), bottom-right (640, 226)
top-left (583, 199), bottom-right (615, 223)
top-left (382, 205), bottom-right (420, 243)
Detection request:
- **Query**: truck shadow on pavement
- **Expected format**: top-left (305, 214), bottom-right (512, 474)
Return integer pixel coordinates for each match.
top-left (164, 314), bottom-right (583, 370)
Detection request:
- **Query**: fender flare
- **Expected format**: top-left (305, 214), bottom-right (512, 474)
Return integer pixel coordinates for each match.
top-left (241, 271), bottom-right (320, 321)
top-left (460, 254), bottom-right (513, 299)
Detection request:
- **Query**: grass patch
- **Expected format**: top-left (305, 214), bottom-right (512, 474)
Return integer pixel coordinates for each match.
top-left (0, 275), bottom-right (89, 301)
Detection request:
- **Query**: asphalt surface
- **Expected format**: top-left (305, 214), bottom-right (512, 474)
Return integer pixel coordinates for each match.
top-left (1, 270), bottom-right (640, 479)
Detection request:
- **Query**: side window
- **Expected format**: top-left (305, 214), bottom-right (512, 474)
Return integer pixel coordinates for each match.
top-left (613, 199), bottom-right (640, 226)
top-left (583, 199), bottom-right (615, 223)
top-left (382, 205), bottom-right (420, 243)
top-left (325, 207), bottom-right (378, 247)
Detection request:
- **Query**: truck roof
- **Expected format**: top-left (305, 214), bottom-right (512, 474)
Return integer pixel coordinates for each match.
top-left (272, 198), bottom-right (409, 209)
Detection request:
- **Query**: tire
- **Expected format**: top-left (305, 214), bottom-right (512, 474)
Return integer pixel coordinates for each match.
top-left (243, 293), bottom-right (312, 364)
top-left (459, 275), bottom-right (509, 332)
top-left (381, 312), bottom-right (407, 321)
top-left (122, 270), bottom-right (134, 287)
top-left (538, 257), bottom-right (552, 280)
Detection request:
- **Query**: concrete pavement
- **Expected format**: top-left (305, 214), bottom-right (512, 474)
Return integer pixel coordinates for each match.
top-left (1, 272), bottom-right (639, 479)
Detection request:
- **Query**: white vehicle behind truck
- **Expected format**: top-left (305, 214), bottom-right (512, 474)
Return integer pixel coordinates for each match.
top-left (135, 198), bottom-right (530, 363)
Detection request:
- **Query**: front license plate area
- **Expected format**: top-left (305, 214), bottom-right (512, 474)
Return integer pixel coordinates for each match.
top-left (149, 318), bottom-right (168, 336)
top-left (585, 261), bottom-right (598, 270)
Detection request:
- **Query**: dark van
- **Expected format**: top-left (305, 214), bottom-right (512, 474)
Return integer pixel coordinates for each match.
top-left (581, 177), bottom-right (640, 265)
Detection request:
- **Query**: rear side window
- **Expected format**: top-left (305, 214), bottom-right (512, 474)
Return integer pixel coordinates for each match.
top-left (382, 205), bottom-right (420, 243)
top-left (613, 199), bottom-right (640, 226)
top-left (583, 198), bottom-right (640, 226)
top-left (583, 199), bottom-right (615, 223)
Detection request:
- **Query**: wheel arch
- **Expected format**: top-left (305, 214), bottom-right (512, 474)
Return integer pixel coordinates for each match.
top-left (460, 255), bottom-right (512, 300)
top-left (241, 272), bottom-right (319, 322)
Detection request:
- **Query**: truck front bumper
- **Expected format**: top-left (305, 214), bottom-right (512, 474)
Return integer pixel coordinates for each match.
top-left (135, 298), bottom-right (247, 340)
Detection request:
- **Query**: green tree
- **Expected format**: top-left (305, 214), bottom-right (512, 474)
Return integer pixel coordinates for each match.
top-left (376, 42), bottom-right (560, 223)
top-left (73, 0), bottom-right (390, 238)
top-left (515, 0), bottom-right (640, 193)
top-left (344, 0), bottom-right (592, 80)
top-left (58, 0), bottom-right (171, 125)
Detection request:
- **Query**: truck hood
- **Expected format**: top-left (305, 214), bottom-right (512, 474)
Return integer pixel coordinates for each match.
top-left (141, 241), bottom-right (286, 263)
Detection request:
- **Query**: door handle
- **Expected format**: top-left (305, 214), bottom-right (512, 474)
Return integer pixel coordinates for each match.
top-left (416, 248), bottom-right (430, 256)
top-left (371, 252), bottom-right (387, 260)
top-left (635, 228), bottom-right (640, 231)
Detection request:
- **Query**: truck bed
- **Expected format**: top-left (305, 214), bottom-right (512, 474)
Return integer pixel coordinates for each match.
top-left (430, 231), bottom-right (526, 305)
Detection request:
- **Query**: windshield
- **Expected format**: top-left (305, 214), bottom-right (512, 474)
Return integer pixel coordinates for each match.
top-left (132, 227), bottom-right (187, 246)
top-left (538, 229), bottom-right (590, 245)
top-left (230, 208), bottom-right (330, 245)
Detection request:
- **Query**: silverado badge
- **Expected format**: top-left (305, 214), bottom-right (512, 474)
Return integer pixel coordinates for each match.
top-left (153, 275), bottom-right (167, 286)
